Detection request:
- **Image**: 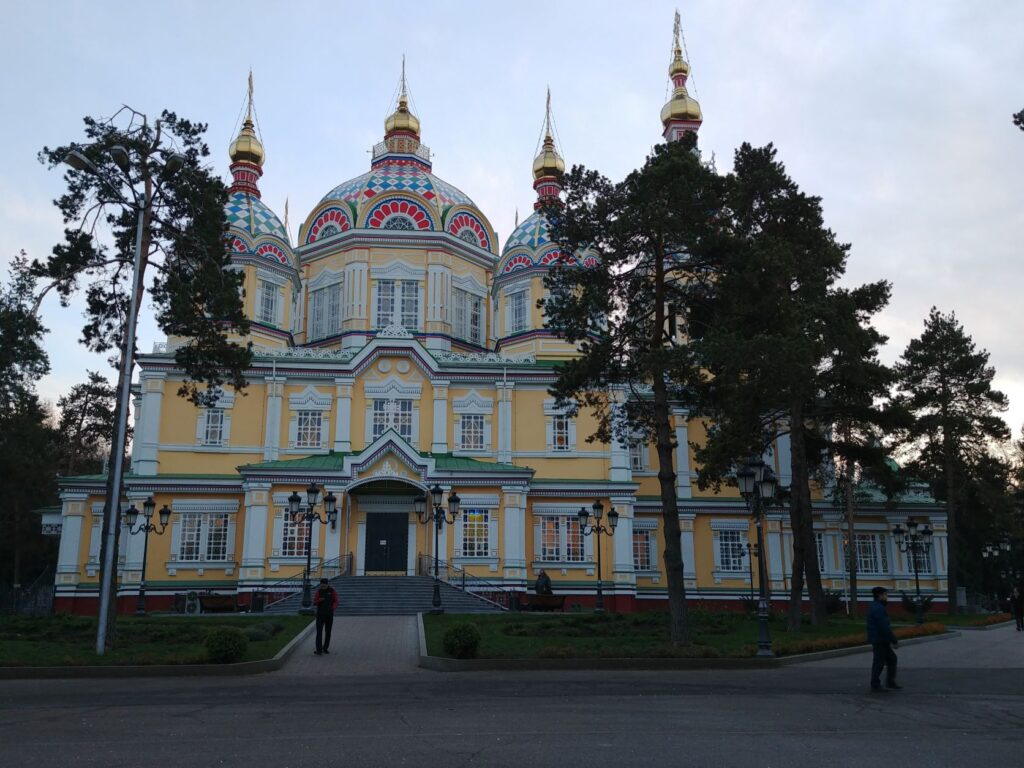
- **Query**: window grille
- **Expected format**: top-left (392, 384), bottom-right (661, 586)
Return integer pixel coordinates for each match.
top-left (718, 530), bottom-right (746, 572)
top-left (203, 409), bottom-right (224, 446)
top-left (296, 411), bottom-right (323, 449)
top-left (462, 509), bottom-right (490, 557)
top-left (460, 414), bottom-right (485, 450)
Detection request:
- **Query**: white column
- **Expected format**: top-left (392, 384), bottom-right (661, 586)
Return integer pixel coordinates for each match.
top-left (502, 487), bottom-right (527, 585)
top-left (432, 380), bottom-right (449, 453)
top-left (406, 520), bottom-right (417, 575)
top-left (263, 376), bottom-right (285, 460)
top-left (323, 483), bottom-right (344, 565)
top-left (122, 492), bottom-right (150, 576)
top-left (241, 483), bottom-right (271, 577)
top-left (672, 408), bottom-right (692, 499)
top-left (133, 372), bottom-right (166, 475)
top-left (611, 496), bottom-right (636, 589)
top-left (356, 516), bottom-right (366, 576)
top-left (56, 493), bottom-right (88, 584)
top-left (334, 377), bottom-right (353, 452)
top-left (496, 381), bottom-right (514, 463)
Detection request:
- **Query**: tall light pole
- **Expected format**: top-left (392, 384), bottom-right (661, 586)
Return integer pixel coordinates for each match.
top-left (123, 497), bottom-right (171, 615)
top-left (415, 485), bottom-right (461, 614)
top-left (64, 145), bottom-right (185, 654)
top-left (289, 482), bottom-right (338, 614)
top-left (982, 538), bottom-right (1011, 609)
top-left (737, 458), bottom-right (777, 658)
top-left (892, 517), bottom-right (933, 625)
top-left (578, 500), bottom-right (619, 614)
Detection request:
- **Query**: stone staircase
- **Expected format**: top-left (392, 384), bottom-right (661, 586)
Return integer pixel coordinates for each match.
top-left (262, 575), bottom-right (505, 616)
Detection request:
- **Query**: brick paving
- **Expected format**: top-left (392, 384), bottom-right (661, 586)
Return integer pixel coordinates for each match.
top-left (279, 615), bottom-right (425, 677)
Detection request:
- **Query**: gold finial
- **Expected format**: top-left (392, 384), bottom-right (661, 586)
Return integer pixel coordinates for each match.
top-left (669, 10), bottom-right (690, 78)
top-left (533, 88), bottom-right (565, 181)
top-left (385, 55), bottom-right (421, 136)
top-left (661, 10), bottom-right (700, 128)
top-left (515, 207), bottom-right (519, 227)
top-left (284, 196), bottom-right (290, 238)
top-left (230, 70), bottom-right (265, 166)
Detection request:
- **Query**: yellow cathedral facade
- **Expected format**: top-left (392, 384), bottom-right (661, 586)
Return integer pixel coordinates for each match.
top-left (49, 23), bottom-right (947, 615)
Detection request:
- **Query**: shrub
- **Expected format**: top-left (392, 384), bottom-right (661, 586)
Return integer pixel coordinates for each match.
top-left (244, 627), bottom-right (272, 642)
top-left (442, 622), bottom-right (482, 659)
top-left (205, 627), bottom-right (248, 663)
top-left (901, 591), bottom-right (933, 616)
top-left (822, 589), bottom-right (845, 615)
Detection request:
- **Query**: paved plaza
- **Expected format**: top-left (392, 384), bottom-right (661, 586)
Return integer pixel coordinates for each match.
top-left (1, 620), bottom-right (1021, 768)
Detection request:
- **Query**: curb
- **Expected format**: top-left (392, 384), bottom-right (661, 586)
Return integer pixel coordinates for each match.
top-left (951, 620), bottom-right (1014, 632)
top-left (776, 629), bottom-right (960, 665)
top-left (0, 619), bottom-right (314, 680)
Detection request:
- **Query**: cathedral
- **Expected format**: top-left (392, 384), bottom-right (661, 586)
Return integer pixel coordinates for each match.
top-left (46, 21), bottom-right (947, 615)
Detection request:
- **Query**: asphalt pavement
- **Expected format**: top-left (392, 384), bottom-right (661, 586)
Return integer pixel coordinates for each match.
top-left (1, 619), bottom-right (1021, 768)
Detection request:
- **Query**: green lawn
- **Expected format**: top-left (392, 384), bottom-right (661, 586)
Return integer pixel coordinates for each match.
top-left (423, 610), bottom-right (948, 659)
top-left (0, 614), bottom-right (311, 667)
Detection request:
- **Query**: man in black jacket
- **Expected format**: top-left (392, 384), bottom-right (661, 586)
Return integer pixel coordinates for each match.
top-left (866, 586), bottom-right (900, 692)
top-left (313, 578), bottom-right (338, 656)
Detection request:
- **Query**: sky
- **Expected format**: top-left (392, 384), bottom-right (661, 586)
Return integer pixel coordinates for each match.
top-left (2, 0), bottom-right (1023, 436)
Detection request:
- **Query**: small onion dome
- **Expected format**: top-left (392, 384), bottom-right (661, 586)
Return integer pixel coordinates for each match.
top-left (385, 95), bottom-right (420, 137)
top-left (532, 133), bottom-right (565, 181)
top-left (229, 117), bottom-right (265, 167)
top-left (669, 44), bottom-right (690, 78)
top-left (661, 46), bottom-right (702, 125)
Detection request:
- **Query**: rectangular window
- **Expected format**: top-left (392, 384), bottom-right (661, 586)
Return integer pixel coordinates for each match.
top-left (469, 294), bottom-right (482, 344)
top-left (372, 399), bottom-right (413, 440)
top-left (815, 532), bottom-right (826, 573)
top-left (205, 513), bottom-right (229, 561)
top-left (280, 509), bottom-right (310, 557)
top-left (510, 290), bottom-right (528, 334)
top-left (718, 530), bottom-right (746, 572)
top-left (203, 409), bottom-right (224, 446)
top-left (258, 280), bottom-right (278, 325)
top-left (853, 533), bottom-right (889, 574)
top-left (462, 509), bottom-right (490, 557)
top-left (453, 289), bottom-right (484, 344)
top-left (551, 414), bottom-right (571, 452)
top-left (400, 280), bottom-right (419, 329)
top-left (633, 529), bottom-right (654, 571)
top-left (178, 514), bottom-right (202, 562)
top-left (296, 411), bottom-right (323, 449)
top-left (539, 516), bottom-right (585, 562)
top-left (629, 440), bottom-right (646, 472)
top-left (911, 545), bottom-right (932, 574)
top-left (453, 289), bottom-right (467, 340)
top-left (377, 280), bottom-right (395, 326)
top-left (460, 414), bottom-right (485, 451)
top-left (177, 512), bottom-right (230, 562)
top-left (310, 284), bottom-right (342, 340)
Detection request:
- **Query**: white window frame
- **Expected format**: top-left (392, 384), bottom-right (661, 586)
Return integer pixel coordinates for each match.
top-left (543, 400), bottom-right (577, 455)
top-left (536, 515), bottom-right (589, 564)
top-left (629, 440), bottom-right (647, 472)
top-left (453, 390), bottom-right (494, 455)
top-left (295, 410), bottom-right (323, 449)
top-left (847, 533), bottom-right (889, 575)
top-left (815, 532), bottom-right (827, 574)
top-left (166, 500), bottom-right (239, 570)
top-left (194, 389), bottom-right (235, 449)
top-left (460, 508), bottom-right (491, 558)
top-left (279, 508), bottom-right (311, 558)
top-left (509, 289), bottom-right (528, 334)
top-left (717, 529), bottom-right (746, 572)
top-left (257, 279), bottom-right (279, 325)
top-left (400, 280), bottom-right (419, 329)
top-left (203, 408), bottom-right (225, 446)
top-left (376, 280), bottom-right (396, 327)
top-left (633, 528), bottom-right (656, 572)
top-left (372, 399), bottom-right (414, 441)
top-left (286, 386), bottom-right (332, 452)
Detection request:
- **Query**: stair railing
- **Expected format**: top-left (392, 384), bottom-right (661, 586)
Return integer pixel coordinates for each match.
top-left (416, 553), bottom-right (511, 610)
top-left (258, 553), bottom-right (353, 611)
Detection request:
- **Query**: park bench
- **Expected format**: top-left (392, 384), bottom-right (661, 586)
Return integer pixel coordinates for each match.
top-left (519, 593), bottom-right (566, 612)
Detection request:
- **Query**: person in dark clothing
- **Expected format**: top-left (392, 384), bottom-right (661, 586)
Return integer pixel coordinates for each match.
top-left (866, 586), bottom-right (900, 692)
top-left (313, 578), bottom-right (338, 655)
top-left (534, 569), bottom-right (553, 595)
top-left (1010, 586), bottom-right (1024, 631)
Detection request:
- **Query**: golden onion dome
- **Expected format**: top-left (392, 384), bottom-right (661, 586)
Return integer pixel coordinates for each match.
top-left (385, 96), bottom-right (420, 136)
top-left (229, 117), bottom-right (265, 166)
top-left (669, 45), bottom-right (690, 78)
top-left (661, 86), bottom-right (702, 124)
top-left (532, 133), bottom-right (565, 181)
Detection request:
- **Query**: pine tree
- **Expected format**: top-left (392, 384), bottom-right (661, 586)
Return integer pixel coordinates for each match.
top-left (894, 308), bottom-right (1010, 612)
top-left (57, 371), bottom-right (120, 476)
top-left (543, 135), bottom-right (728, 644)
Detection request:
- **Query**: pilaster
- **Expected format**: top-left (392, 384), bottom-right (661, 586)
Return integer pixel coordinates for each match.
top-left (496, 381), bottom-right (514, 464)
top-left (432, 380), bottom-right (449, 453)
top-left (502, 487), bottom-right (527, 584)
top-left (133, 372), bottom-right (166, 475)
top-left (263, 376), bottom-right (285, 460)
top-left (334, 377), bottom-right (354, 452)
top-left (241, 482), bottom-right (271, 576)
top-left (672, 408), bottom-right (692, 499)
top-left (610, 496), bottom-right (637, 589)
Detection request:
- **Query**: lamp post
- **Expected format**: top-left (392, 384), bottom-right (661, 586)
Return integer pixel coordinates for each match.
top-left (983, 538), bottom-right (1011, 608)
top-left (742, 542), bottom-right (758, 603)
top-left (289, 482), bottom-right (338, 614)
top-left (577, 500), bottom-right (619, 614)
top-left (892, 517), bottom-right (934, 625)
top-left (737, 458), bottom-right (777, 658)
top-left (414, 485), bottom-right (461, 614)
top-left (64, 145), bottom-right (185, 654)
top-left (123, 497), bottom-right (171, 615)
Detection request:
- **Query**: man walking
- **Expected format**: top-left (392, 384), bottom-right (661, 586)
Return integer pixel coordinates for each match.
top-left (313, 578), bottom-right (338, 656)
top-left (867, 586), bottom-right (900, 692)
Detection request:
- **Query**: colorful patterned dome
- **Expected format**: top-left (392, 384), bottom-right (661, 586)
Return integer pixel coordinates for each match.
top-left (497, 211), bottom-right (597, 278)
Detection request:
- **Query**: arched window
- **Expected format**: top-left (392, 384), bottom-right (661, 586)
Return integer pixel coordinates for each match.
top-left (382, 215), bottom-right (415, 231)
top-left (318, 223), bottom-right (341, 239)
top-left (458, 229), bottom-right (479, 245)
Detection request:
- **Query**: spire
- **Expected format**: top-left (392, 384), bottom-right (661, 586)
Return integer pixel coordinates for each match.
top-left (532, 88), bottom-right (565, 209)
top-left (660, 10), bottom-right (703, 142)
top-left (284, 196), bottom-right (291, 241)
top-left (229, 69), bottom-right (265, 197)
top-left (384, 55), bottom-right (421, 140)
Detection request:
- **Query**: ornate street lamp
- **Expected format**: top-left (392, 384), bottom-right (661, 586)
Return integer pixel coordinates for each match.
top-left (892, 516), bottom-right (934, 625)
top-left (737, 458), bottom-right (777, 658)
top-left (578, 499), bottom-right (619, 614)
top-left (289, 482), bottom-right (338, 614)
top-left (415, 485), bottom-right (461, 614)
top-left (124, 496), bottom-right (172, 615)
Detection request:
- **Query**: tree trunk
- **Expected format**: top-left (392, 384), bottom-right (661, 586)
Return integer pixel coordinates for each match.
top-left (787, 405), bottom-right (827, 628)
top-left (845, 458), bottom-right (858, 615)
top-left (652, 237), bottom-right (689, 645)
top-left (788, 546), bottom-right (804, 630)
top-left (943, 428), bottom-right (958, 614)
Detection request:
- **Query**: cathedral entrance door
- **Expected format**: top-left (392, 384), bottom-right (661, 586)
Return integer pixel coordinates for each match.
top-left (364, 513), bottom-right (409, 574)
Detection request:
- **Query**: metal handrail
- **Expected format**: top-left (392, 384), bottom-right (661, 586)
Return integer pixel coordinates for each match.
top-left (416, 553), bottom-right (511, 610)
top-left (259, 553), bottom-right (353, 610)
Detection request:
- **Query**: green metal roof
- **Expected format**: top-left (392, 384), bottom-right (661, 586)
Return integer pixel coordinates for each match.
top-left (240, 450), bottom-right (531, 474)
top-left (239, 452), bottom-right (351, 471)
top-left (59, 473), bottom-right (241, 484)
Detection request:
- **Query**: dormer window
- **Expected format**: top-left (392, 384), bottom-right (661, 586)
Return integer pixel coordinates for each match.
top-left (382, 215), bottom-right (415, 230)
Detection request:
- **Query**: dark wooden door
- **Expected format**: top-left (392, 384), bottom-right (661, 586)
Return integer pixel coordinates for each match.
top-left (364, 514), bottom-right (408, 572)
